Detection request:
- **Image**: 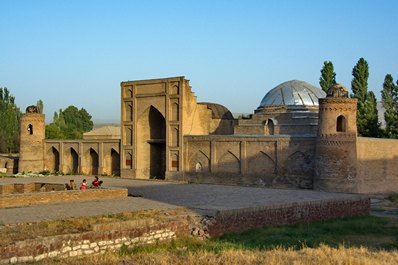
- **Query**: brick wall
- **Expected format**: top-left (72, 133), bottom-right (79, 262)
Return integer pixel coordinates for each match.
top-left (0, 196), bottom-right (370, 263)
top-left (207, 196), bottom-right (370, 236)
top-left (0, 218), bottom-right (191, 264)
top-left (356, 137), bottom-right (398, 193)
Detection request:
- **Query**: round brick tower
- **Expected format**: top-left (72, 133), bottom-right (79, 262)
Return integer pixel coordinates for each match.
top-left (18, 105), bottom-right (45, 173)
top-left (314, 84), bottom-right (358, 192)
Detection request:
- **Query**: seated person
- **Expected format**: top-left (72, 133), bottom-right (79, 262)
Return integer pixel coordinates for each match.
top-left (66, 179), bottom-right (77, 190)
top-left (91, 176), bottom-right (102, 188)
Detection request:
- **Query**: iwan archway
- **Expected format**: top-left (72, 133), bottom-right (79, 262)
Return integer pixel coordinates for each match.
top-left (136, 106), bottom-right (166, 179)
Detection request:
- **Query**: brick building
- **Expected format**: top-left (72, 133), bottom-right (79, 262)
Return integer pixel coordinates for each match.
top-left (14, 76), bottom-right (398, 193)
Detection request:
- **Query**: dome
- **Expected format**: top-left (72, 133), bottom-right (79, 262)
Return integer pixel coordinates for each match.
top-left (258, 80), bottom-right (326, 108)
top-left (198, 102), bottom-right (234, 119)
top-left (327, 83), bottom-right (349, 98)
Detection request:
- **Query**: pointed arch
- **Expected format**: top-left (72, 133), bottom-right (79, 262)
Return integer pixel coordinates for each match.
top-left (136, 105), bottom-right (166, 179)
top-left (336, 115), bottom-right (346, 132)
top-left (28, 124), bottom-right (33, 135)
top-left (170, 84), bottom-right (179, 95)
top-left (248, 151), bottom-right (275, 175)
top-left (111, 148), bottom-right (120, 175)
top-left (189, 150), bottom-right (210, 173)
top-left (171, 102), bottom-right (179, 121)
top-left (46, 146), bottom-right (60, 172)
top-left (218, 151), bottom-right (240, 173)
top-left (85, 148), bottom-right (99, 175)
top-left (286, 150), bottom-right (313, 176)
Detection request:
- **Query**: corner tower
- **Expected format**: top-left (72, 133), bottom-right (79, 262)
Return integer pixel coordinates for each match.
top-left (314, 84), bottom-right (358, 192)
top-left (18, 105), bottom-right (45, 173)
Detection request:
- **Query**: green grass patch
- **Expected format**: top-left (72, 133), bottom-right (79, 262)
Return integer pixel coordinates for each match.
top-left (122, 215), bottom-right (398, 257)
top-left (217, 215), bottom-right (398, 250)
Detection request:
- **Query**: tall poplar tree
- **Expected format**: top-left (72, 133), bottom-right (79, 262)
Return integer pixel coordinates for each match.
top-left (351, 58), bottom-right (370, 136)
top-left (0, 87), bottom-right (21, 153)
top-left (319, 61), bottom-right (337, 93)
top-left (381, 74), bottom-right (398, 138)
top-left (362, 91), bottom-right (380, 137)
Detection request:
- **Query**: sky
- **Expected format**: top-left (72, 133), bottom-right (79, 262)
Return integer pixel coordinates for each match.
top-left (1, 0), bottom-right (398, 123)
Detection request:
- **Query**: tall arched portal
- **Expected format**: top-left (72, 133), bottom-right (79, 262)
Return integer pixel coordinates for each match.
top-left (70, 148), bottom-right (79, 174)
top-left (64, 148), bottom-right (79, 174)
top-left (48, 147), bottom-right (60, 172)
top-left (111, 148), bottom-right (120, 175)
top-left (88, 148), bottom-right (99, 175)
top-left (137, 106), bottom-right (166, 179)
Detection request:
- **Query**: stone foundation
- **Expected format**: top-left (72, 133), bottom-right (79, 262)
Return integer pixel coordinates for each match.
top-left (0, 218), bottom-right (191, 264)
top-left (207, 196), bottom-right (370, 236)
top-left (0, 195), bottom-right (370, 263)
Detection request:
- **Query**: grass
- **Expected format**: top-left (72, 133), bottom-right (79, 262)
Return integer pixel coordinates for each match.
top-left (217, 215), bottom-right (398, 250)
top-left (0, 209), bottom-right (186, 247)
top-left (30, 215), bottom-right (398, 265)
top-left (119, 215), bottom-right (398, 254)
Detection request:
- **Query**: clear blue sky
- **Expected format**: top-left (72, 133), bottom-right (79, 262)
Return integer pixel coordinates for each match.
top-left (1, 0), bottom-right (397, 123)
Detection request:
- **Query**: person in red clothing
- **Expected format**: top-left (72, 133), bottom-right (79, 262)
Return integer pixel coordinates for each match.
top-left (91, 176), bottom-right (102, 188)
top-left (80, 179), bottom-right (87, 190)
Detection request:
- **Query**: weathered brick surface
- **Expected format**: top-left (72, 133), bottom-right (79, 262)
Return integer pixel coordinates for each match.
top-left (357, 137), bottom-right (398, 193)
top-left (0, 196), bottom-right (370, 263)
top-left (0, 218), bottom-right (191, 263)
top-left (207, 197), bottom-right (370, 236)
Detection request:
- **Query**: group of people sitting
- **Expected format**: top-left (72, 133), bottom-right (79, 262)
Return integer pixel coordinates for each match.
top-left (65, 176), bottom-right (103, 190)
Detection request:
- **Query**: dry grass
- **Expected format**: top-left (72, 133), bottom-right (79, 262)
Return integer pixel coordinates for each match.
top-left (34, 245), bottom-right (398, 265)
top-left (30, 215), bottom-right (398, 265)
top-left (0, 208), bottom-right (186, 247)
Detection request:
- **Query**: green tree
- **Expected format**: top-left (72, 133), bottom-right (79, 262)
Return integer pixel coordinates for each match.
top-left (319, 61), bottom-right (337, 93)
top-left (350, 58), bottom-right (380, 137)
top-left (45, 105), bottom-right (93, 139)
top-left (0, 87), bottom-right (21, 153)
top-left (381, 74), bottom-right (398, 138)
top-left (36, 99), bottom-right (44, 114)
top-left (362, 91), bottom-right (380, 137)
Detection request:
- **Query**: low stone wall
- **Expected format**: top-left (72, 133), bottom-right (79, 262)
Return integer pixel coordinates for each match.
top-left (0, 188), bottom-right (128, 208)
top-left (0, 195), bottom-right (370, 263)
top-left (0, 217), bottom-right (192, 264)
top-left (207, 196), bottom-right (370, 236)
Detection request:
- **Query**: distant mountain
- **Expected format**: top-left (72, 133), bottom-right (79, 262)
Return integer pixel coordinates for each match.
top-left (93, 122), bottom-right (120, 129)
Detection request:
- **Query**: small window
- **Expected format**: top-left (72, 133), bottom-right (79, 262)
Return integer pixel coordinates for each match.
top-left (336, 115), bottom-right (346, 132)
top-left (267, 119), bottom-right (274, 135)
top-left (27, 124), bottom-right (33, 135)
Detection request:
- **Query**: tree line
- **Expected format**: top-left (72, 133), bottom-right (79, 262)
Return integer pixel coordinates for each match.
top-left (0, 88), bottom-right (93, 153)
top-left (0, 88), bottom-right (21, 153)
top-left (320, 58), bottom-right (398, 138)
top-left (45, 106), bottom-right (93, 139)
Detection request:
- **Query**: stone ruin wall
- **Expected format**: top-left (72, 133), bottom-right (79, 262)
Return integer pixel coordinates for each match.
top-left (0, 196), bottom-right (370, 264)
